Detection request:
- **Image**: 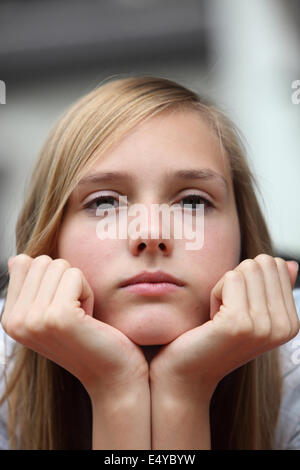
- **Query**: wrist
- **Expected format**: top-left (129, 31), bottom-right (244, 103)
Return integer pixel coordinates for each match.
top-left (89, 374), bottom-right (150, 407)
top-left (91, 377), bottom-right (151, 450)
top-left (150, 377), bottom-right (212, 450)
top-left (150, 370), bottom-right (216, 405)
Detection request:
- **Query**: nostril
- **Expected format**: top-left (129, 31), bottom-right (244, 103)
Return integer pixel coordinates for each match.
top-left (137, 241), bottom-right (167, 252)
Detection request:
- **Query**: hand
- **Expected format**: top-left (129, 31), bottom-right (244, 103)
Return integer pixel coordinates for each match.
top-left (149, 255), bottom-right (300, 400)
top-left (1, 254), bottom-right (149, 400)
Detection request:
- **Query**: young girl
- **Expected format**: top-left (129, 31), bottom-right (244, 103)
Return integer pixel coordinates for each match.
top-left (0, 76), bottom-right (299, 450)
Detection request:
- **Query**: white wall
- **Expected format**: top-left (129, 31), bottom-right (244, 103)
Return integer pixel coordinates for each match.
top-left (207, 0), bottom-right (300, 257)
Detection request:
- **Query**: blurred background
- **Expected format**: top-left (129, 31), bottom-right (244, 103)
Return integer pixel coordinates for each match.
top-left (0, 0), bottom-right (299, 292)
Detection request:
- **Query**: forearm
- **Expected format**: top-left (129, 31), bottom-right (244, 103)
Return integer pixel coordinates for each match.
top-left (150, 381), bottom-right (212, 450)
top-left (90, 379), bottom-right (151, 450)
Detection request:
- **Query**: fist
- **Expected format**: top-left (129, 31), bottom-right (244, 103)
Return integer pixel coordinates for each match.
top-left (1, 254), bottom-right (149, 399)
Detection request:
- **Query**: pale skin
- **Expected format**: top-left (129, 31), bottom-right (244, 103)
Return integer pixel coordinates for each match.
top-left (1, 110), bottom-right (300, 449)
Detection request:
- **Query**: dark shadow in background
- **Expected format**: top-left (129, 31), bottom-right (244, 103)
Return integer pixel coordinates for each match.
top-left (0, 0), bottom-right (210, 85)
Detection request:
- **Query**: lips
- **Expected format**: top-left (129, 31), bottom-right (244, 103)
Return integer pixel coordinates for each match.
top-left (120, 270), bottom-right (185, 288)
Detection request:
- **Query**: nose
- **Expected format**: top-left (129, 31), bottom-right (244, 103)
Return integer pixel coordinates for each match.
top-left (127, 203), bottom-right (174, 256)
top-left (129, 235), bottom-right (173, 256)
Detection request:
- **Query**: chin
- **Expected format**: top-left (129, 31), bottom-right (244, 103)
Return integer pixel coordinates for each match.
top-left (113, 304), bottom-right (187, 345)
top-left (122, 324), bottom-right (180, 346)
top-left (131, 336), bottom-right (171, 346)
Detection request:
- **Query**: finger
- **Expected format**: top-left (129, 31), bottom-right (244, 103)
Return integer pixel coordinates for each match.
top-left (235, 260), bottom-right (271, 336)
top-left (275, 258), bottom-right (300, 337)
top-left (209, 276), bottom-right (224, 320)
top-left (5, 254), bottom-right (32, 312)
top-left (17, 255), bottom-right (52, 307)
top-left (52, 267), bottom-right (94, 317)
top-left (7, 256), bottom-right (15, 271)
top-left (210, 270), bottom-right (248, 321)
top-left (254, 255), bottom-right (290, 339)
top-left (286, 260), bottom-right (299, 289)
top-left (34, 258), bottom-right (71, 309)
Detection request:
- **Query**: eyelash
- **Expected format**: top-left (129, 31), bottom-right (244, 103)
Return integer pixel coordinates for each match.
top-left (84, 194), bottom-right (213, 212)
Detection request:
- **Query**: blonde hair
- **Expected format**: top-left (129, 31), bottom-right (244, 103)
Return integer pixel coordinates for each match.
top-left (0, 75), bottom-right (281, 449)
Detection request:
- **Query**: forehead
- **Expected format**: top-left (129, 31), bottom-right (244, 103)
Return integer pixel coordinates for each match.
top-left (73, 109), bottom-right (232, 196)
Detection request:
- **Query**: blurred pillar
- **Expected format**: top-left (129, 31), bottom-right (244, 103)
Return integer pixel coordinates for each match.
top-left (206, 0), bottom-right (300, 257)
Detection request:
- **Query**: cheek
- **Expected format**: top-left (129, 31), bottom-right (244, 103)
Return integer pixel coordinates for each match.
top-left (57, 220), bottom-right (118, 284)
top-left (185, 215), bottom-right (241, 291)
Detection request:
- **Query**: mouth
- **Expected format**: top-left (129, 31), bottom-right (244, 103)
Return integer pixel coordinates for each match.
top-left (120, 270), bottom-right (185, 288)
top-left (119, 270), bottom-right (185, 296)
top-left (120, 282), bottom-right (182, 296)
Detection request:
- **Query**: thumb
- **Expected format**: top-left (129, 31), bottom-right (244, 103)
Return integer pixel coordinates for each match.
top-left (286, 260), bottom-right (299, 289)
top-left (77, 271), bottom-right (95, 317)
top-left (209, 275), bottom-right (225, 321)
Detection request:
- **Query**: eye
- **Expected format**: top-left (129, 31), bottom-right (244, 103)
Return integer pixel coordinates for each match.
top-left (84, 195), bottom-right (120, 212)
top-left (177, 194), bottom-right (213, 210)
top-left (83, 193), bottom-right (213, 214)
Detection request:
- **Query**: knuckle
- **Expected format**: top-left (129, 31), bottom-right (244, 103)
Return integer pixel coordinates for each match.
top-left (51, 258), bottom-right (70, 271)
top-left (228, 315), bottom-right (253, 337)
top-left (224, 270), bottom-right (242, 283)
top-left (274, 257), bottom-right (286, 268)
top-left (44, 307), bottom-right (58, 330)
top-left (291, 317), bottom-right (300, 338)
top-left (14, 253), bottom-right (32, 267)
top-left (283, 324), bottom-right (293, 339)
top-left (240, 259), bottom-right (261, 274)
top-left (66, 267), bottom-right (82, 279)
top-left (32, 255), bottom-right (52, 266)
top-left (44, 306), bottom-right (68, 332)
top-left (24, 317), bottom-right (43, 336)
top-left (24, 303), bottom-right (46, 333)
top-left (290, 324), bottom-right (300, 341)
top-left (255, 254), bottom-right (277, 270)
top-left (5, 317), bottom-right (25, 341)
top-left (254, 253), bottom-right (270, 263)
top-left (271, 320), bottom-right (292, 343)
top-left (68, 267), bottom-right (81, 275)
top-left (238, 318), bottom-right (254, 336)
top-left (253, 319), bottom-right (271, 339)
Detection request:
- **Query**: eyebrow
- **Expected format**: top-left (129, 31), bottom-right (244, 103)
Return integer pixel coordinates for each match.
top-left (78, 169), bottom-right (228, 191)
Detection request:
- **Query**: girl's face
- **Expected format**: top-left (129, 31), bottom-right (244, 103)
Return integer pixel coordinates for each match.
top-left (57, 110), bottom-right (241, 345)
